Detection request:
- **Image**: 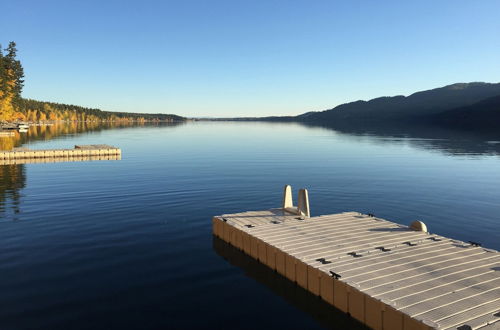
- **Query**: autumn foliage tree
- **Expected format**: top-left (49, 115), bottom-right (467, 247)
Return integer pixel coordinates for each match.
top-left (0, 42), bottom-right (24, 121)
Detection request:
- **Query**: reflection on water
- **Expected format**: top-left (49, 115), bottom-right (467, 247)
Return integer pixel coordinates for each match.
top-left (213, 236), bottom-right (368, 330)
top-left (302, 122), bottom-right (500, 156)
top-left (1, 120), bottom-right (499, 155)
top-left (0, 122), bottom-right (181, 217)
top-left (0, 153), bottom-right (121, 217)
top-left (1, 120), bottom-right (499, 222)
top-left (0, 121), bottom-right (499, 329)
top-left (0, 122), bottom-right (140, 218)
top-left (0, 164), bottom-right (26, 217)
top-left (0, 121), bottom-right (184, 151)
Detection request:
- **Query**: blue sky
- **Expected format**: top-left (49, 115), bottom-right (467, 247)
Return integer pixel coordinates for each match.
top-left (2, 0), bottom-right (500, 117)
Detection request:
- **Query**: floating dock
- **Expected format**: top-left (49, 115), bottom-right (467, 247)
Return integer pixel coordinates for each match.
top-left (212, 186), bottom-right (499, 330)
top-left (0, 122), bottom-right (29, 130)
top-left (0, 154), bottom-right (121, 165)
top-left (0, 144), bottom-right (121, 162)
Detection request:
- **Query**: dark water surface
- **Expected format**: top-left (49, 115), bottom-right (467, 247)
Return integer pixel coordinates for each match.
top-left (1, 122), bottom-right (499, 329)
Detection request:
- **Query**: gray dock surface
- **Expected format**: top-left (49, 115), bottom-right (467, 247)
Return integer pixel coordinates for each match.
top-left (212, 209), bottom-right (499, 330)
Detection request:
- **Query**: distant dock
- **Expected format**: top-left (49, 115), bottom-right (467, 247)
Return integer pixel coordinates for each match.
top-left (0, 122), bottom-right (30, 130)
top-left (0, 131), bottom-right (15, 137)
top-left (0, 144), bottom-right (121, 164)
top-left (213, 186), bottom-right (499, 330)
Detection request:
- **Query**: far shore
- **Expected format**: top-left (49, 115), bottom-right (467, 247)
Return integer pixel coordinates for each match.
top-left (1, 119), bottom-right (189, 126)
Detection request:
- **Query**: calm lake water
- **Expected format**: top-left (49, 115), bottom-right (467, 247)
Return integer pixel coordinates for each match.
top-left (1, 122), bottom-right (499, 329)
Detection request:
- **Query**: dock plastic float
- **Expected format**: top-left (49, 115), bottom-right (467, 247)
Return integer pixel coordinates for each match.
top-left (0, 154), bottom-right (121, 165)
top-left (0, 144), bottom-right (121, 164)
top-left (212, 185), bottom-right (500, 330)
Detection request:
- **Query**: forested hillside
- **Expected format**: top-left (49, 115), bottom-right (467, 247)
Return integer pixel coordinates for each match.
top-left (297, 82), bottom-right (500, 124)
top-left (15, 98), bottom-right (185, 122)
top-left (432, 95), bottom-right (500, 132)
top-left (0, 42), bottom-right (185, 122)
top-left (220, 82), bottom-right (500, 135)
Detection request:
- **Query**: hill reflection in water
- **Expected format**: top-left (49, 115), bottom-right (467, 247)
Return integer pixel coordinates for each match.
top-left (300, 122), bottom-right (500, 156)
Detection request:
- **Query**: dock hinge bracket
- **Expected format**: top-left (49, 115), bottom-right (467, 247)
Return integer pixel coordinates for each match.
top-left (329, 271), bottom-right (341, 280)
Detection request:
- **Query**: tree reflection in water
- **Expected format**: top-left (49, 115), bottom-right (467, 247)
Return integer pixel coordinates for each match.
top-left (0, 164), bottom-right (25, 218)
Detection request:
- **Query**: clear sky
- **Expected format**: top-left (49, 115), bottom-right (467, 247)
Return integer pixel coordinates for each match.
top-left (2, 0), bottom-right (500, 117)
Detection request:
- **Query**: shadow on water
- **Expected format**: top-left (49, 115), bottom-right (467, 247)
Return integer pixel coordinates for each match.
top-left (299, 121), bottom-right (500, 156)
top-left (212, 236), bottom-right (368, 330)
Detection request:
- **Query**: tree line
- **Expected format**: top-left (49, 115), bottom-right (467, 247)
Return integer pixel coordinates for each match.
top-left (1, 41), bottom-right (185, 122)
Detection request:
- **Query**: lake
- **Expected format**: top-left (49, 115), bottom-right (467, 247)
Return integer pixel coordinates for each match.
top-left (1, 121), bottom-right (499, 329)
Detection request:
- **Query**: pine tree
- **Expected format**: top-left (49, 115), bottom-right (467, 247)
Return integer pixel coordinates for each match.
top-left (0, 45), bottom-right (5, 100)
top-left (5, 42), bottom-right (24, 106)
top-left (0, 41), bottom-right (26, 121)
top-left (0, 43), bottom-right (15, 121)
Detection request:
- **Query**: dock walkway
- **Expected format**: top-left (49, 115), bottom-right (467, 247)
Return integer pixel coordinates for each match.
top-left (212, 186), bottom-right (499, 330)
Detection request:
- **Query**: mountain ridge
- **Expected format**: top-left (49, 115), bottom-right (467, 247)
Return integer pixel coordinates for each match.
top-left (299, 82), bottom-right (500, 123)
top-left (207, 82), bottom-right (500, 135)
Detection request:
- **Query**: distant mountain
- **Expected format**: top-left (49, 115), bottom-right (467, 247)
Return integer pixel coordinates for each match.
top-left (204, 82), bottom-right (500, 135)
top-left (432, 95), bottom-right (500, 132)
top-left (298, 82), bottom-right (500, 124)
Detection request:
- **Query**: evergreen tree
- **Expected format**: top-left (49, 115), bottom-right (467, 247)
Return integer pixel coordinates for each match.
top-left (0, 44), bottom-right (5, 100)
top-left (5, 42), bottom-right (24, 105)
top-left (0, 43), bottom-right (16, 121)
